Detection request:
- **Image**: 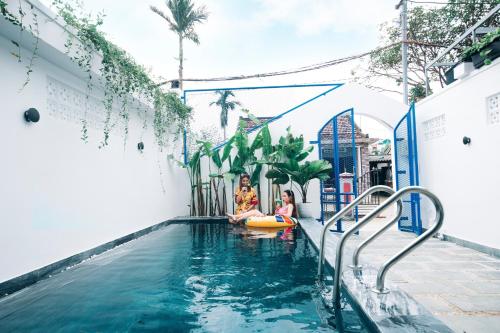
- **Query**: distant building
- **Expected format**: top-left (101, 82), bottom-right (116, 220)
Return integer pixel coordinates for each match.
top-left (239, 116), bottom-right (274, 130)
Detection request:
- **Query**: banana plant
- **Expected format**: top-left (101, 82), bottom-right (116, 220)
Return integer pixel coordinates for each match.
top-left (266, 159), bottom-right (332, 203)
top-left (265, 127), bottom-right (332, 203)
top-left (210, 137), bottom-right (233, 215)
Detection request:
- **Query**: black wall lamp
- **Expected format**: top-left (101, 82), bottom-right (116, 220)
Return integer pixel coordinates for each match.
top-left (171, 80), bottom-right (180, 89)
top-left (137, 142), bottom-right (145, 151)
top-left (24, 108), bottom-right (40, 123)
top-left (463, 136), bottom-right (471, 145)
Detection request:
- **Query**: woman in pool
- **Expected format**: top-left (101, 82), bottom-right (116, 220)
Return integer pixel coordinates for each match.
top-left (234, 173), bottom-right (259, 215)
top-left (228, 190), bottom-right (297, 223)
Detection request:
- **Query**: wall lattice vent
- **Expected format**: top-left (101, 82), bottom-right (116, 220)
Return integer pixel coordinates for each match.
top-left (487, 92), bottom-right (500, 125)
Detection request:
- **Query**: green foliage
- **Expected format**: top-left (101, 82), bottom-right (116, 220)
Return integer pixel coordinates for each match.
top-left (151, 0), bottom-right (208, 44)
top-left (150, 0), bottom-right (208, 90)
top-left (362, 1), bottom-right (499, 97)
top-left (462, 27), bottom-right (500, 64)
top-left (48, 0), bottom-right (192, 148)
top-left (209, 90), bottom-right (241, 139)
top-left (409, 83), bottom-right (426, 103)
top-left (264, 127), bottom-right (331, 203)
top-left (0, 0), bottom-right (192, 148)
top-left (1, 1), bottom-right (40, 88)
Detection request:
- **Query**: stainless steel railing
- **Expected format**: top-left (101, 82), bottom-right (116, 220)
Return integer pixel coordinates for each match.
top-left (371, 187), bottom-right (444, 293)
top-left (318, 185), bottom-right (443, 308)
top-left (317, 185), bottom-right (396, 280)
top-left (351, 199), bottom-right (403, 270)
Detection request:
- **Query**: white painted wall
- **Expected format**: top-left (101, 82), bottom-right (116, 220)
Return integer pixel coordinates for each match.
top-left (0, 1), bottom-right (189, 282)
top-left (416, 59), bottom-right (500, 250)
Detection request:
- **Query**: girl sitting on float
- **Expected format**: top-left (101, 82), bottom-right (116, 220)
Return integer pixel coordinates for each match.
top-left (227, 189), bottom-right (297, 223)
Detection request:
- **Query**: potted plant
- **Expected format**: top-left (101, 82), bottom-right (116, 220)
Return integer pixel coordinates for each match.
top-left (462, 28), bottom-right (500, 69)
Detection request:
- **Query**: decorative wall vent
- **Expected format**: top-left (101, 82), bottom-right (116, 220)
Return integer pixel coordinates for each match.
top-left (422, 114), bottom-right (446, 141)
top-left (486, 92), bottom-right (500, 125)
top-left (46, 76), bottom-right (106, 130)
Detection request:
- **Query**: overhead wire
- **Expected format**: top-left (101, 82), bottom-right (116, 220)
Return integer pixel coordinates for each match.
top-left (157, 39), bottom-right (462, 86)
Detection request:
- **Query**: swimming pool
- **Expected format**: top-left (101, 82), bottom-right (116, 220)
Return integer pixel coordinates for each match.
top-left (0, 221), bottom-right (368, 332)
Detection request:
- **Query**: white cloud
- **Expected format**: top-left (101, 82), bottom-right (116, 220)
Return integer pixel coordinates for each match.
top-left (254, 0), bottom-right (397, 36)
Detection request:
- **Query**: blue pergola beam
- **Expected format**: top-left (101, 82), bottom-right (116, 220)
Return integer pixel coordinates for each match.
top-left (182, 82), bottom-right (344, 162)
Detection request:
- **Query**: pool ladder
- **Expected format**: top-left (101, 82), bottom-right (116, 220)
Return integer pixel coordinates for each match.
top-left (317, 185), bottom-right (444, 308)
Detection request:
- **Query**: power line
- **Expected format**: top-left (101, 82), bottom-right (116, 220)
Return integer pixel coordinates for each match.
top-left (157, 43), bottom-right (400, 86)
top-left (157, 39), bottom-right (461, 86)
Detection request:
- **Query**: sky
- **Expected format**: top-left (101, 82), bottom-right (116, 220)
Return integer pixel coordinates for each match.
top-left (39, 0), bottom-right (408, 140)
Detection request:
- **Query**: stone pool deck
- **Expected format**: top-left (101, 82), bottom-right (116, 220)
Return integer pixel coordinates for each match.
top-left (299, 217), bottom-right (500, 333)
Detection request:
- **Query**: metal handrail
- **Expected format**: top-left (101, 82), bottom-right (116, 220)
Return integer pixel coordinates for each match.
top-left (424, 4), bottom-right (500, 95)
top-left (372, 186), bottom-right (444, 294)
top-left (351, 199), bottom-right (403, 270)
top-left (325, 188), bottom-right (402, 308)
top-left (317, 185), bottom-right (395, 280)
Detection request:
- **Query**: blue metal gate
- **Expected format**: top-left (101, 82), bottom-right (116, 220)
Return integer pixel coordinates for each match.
top-left (394, 104), bottom-right (422, 234)
top-left (318, 109), bottom-right (358, 232)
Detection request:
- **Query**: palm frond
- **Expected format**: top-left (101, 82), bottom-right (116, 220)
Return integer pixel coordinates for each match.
top-left (150, 5), bottom-right (177, 31)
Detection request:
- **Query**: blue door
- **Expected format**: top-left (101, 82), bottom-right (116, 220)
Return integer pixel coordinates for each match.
top-left (394, 104), bottom-right (422, 234)
top-left (318, 109), bottom-right (358, 232)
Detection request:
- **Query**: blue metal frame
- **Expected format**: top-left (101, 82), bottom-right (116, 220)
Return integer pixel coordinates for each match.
top-left (318, 108), bottom-right (358, 231)
top-left (181, 83), bottom-right (344, 162)
top-left (393, 104), bottom-right (422, 235)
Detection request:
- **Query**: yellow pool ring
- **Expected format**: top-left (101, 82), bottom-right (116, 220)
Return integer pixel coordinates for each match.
top-left (246, 215), bottom-right (298, 228)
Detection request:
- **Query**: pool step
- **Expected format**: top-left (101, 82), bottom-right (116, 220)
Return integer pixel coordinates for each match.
top-left (357, 204), bottom-right (382, 217)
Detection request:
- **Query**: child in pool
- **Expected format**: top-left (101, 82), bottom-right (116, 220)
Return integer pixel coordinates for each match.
top-left (227, 190), bottom-right (297, 223)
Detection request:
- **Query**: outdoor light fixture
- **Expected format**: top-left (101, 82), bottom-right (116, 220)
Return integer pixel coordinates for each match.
top-left (24, 108), bottom-right (40, 123)
top-left (463, 136), bottom-right (471, 145)
top-left (171, 80), bottom-right (180, 89)
top-left (137, 142), bottom-right (145, 151)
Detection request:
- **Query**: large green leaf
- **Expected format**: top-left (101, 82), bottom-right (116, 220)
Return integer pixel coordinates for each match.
top-left (221, 137), bottom-right (234, 162)
top-left (250, 163), bottom-right (263, 185)
top-left (211, 150), bottom-right (222, 169)
top-left (195, 140), bottom-right (213, 158)
top-left (250, 131), bottom-right (263, 152)
top-left (265, 169), bottom-right (284, 179)
top-left (272, 174), bottom-right (290, 184)
top-left (261, 125), bottom-right (273, 157)
top-left (189, 150), bottom-right (201, 169)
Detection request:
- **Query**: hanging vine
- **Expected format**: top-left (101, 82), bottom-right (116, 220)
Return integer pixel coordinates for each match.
top-left (1, 0), bottom-right (192, 150)
top-left (1, 0), bottom-right (41, 89)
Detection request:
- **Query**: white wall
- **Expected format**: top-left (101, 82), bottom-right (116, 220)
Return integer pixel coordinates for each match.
top-left (416, 60), bottom-right (500, 249)
top-left (0, 1), bottom-right (189, 282)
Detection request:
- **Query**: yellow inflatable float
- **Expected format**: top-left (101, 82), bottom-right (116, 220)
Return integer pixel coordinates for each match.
top-left (246, 215), bottom-right (298, 228)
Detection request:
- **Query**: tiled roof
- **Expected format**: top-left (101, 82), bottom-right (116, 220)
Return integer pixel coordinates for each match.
top-left (239, 117), bottom-right (274, 130)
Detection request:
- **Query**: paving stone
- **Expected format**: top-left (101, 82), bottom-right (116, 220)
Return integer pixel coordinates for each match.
top-left (442, 295), bottom-right (500, 312)
top-left (438, 315), bottom-right (500, 333)
top-left (456, 281), bottom-right (500, 294)
top-left (471, 271), bottom-right (500, 280)
top-left (412, 295), bottom-right (456, 313)
top-left (421, 262), bottom-right (488, 271)
top-left (477, 261), bottom-right (500, 270)
top-left (396, 280), bottom-right (472, 295)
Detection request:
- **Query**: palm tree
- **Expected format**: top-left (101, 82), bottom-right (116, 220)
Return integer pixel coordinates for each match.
top-left (210, 90), bottom-right (241, 140)
top-left (150, 0), bottom-right (208, 90)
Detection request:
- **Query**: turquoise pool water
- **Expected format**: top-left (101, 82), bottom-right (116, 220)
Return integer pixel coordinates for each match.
top-left (0, 222), bottom-right (368, 332)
